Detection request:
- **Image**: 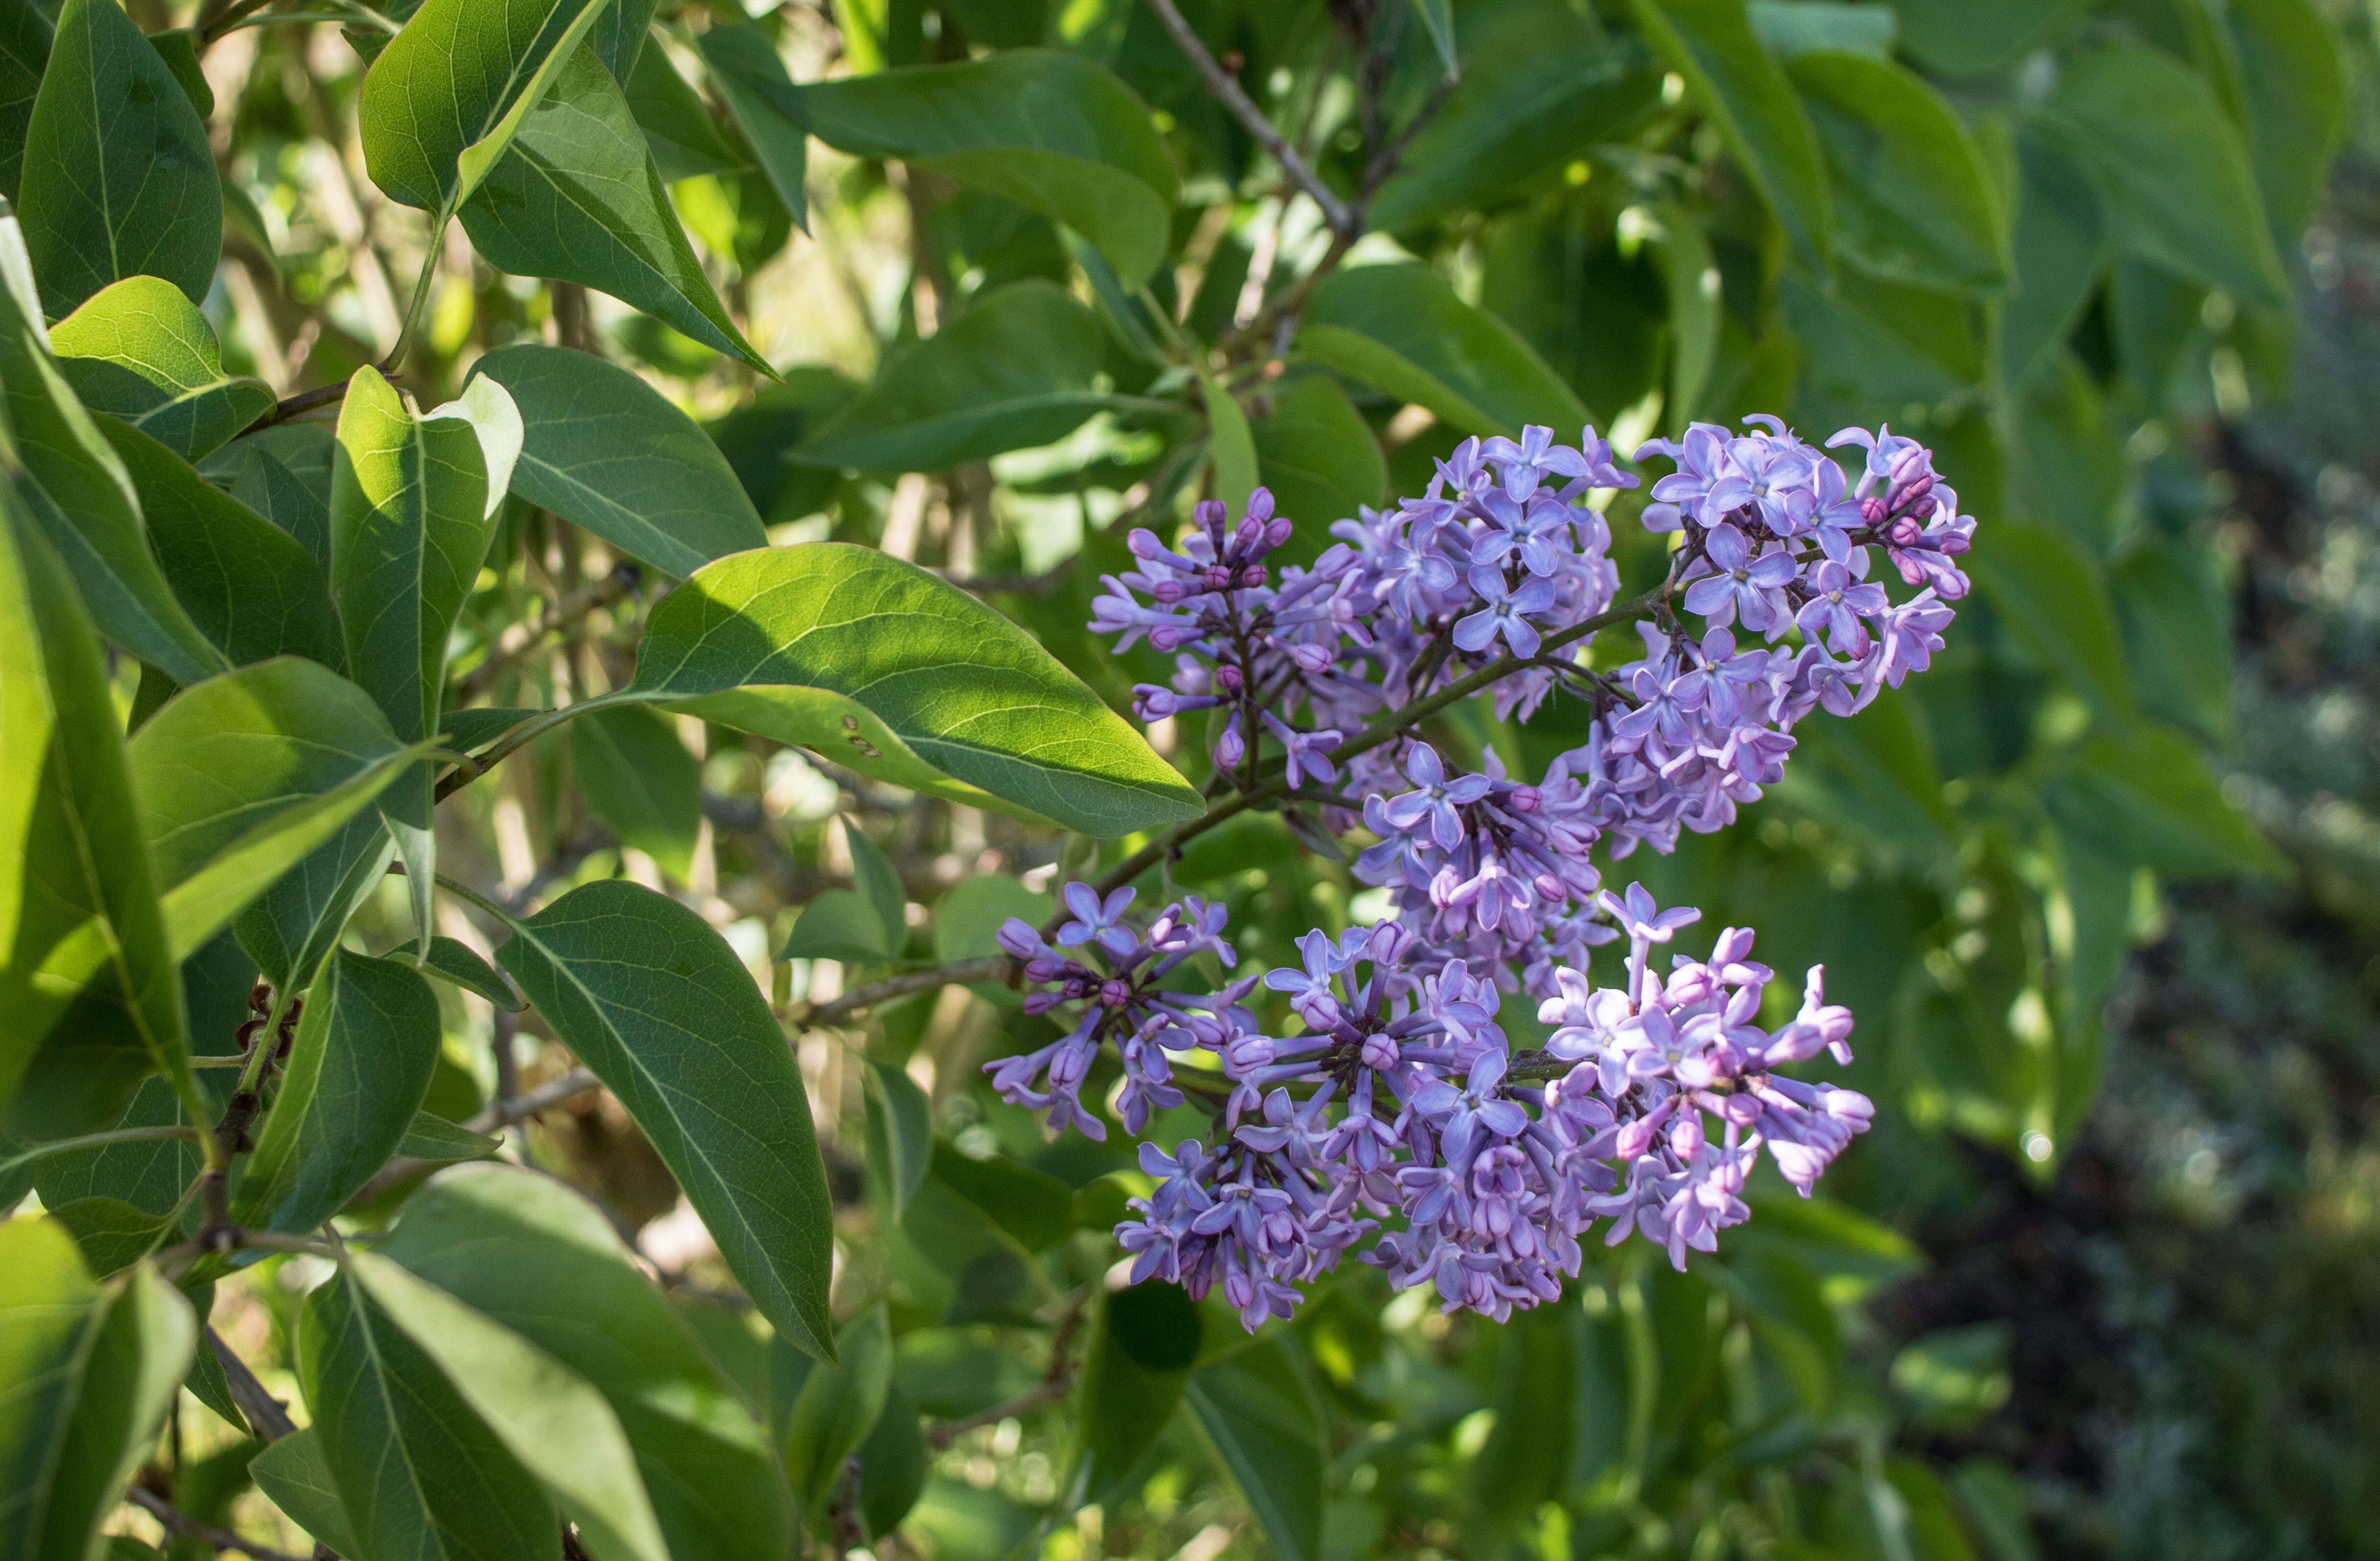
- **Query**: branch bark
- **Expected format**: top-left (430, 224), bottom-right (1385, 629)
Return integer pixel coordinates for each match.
top-left (1141, 0), bottom-right (1357, 238)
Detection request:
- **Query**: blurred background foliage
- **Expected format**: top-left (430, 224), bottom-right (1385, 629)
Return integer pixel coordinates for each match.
top-left (34, 0), bottom-right (2380, 1555)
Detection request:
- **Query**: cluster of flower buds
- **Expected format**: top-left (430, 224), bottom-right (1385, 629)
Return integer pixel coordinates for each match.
top-left (989, 416), bottom-right (1972, 1326)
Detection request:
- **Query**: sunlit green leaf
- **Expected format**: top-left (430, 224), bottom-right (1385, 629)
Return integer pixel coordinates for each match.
top-left (50, 277), bottom-right (275, 463)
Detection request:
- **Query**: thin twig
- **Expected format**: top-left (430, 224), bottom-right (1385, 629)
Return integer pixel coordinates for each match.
top-left (238, 378), bottom-right (356, 439)
top-left (210, 1327), bottom-right (299, 1442)
top-left (453, 565), bottom-right (643, 703)
top-left (795, 955), bottom-right (1013, 1024)
top-left (923, 1379), bottom-right (1073, 1449)
top-left (1141, 0), bottom-right (1357, 237)
top-left (127, 1488), bottom-right (310, 1561)
top-left (466, 1068), bottom-right (601, 1133)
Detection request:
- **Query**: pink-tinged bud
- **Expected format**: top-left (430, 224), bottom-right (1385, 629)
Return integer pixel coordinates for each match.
top-left (1938, 532), bottom-right (1970, 555)
top-left (1507, 785), bottom-right (1542, 813)
top-left (1205, 566), bottom-right (1234, 591)
top-left (1214, 664), bottom-right (1245, 693)
top-left (1193, 499), bottom-right (1228, 529)
top-left (1860, 496), bottom-right (1889, 525)
top-left (1233, 517), bottom-right (1263, 550)
top-left (1889, 517), bottom-right (1922, 545)
top-left (1150, 626), bottom-right (1187, 651)
top-left (1100, 979), bottom-right (1132, 1007)
top-left (1616, 1116), bottom-right (1659, 1158)
top-left (1128, 527), bottom-right (1164, 558)
top-left (1023, 993), bottom-right (1061, 1015)
top-left (1237, 564), bottom-right (1267, 589)
top-left (1888, 472), bottom-right (1934, 515)
top-left (1153, 580), bottom-right (1188, 603)
top-left (1262, 515), bottom-right (1294, 551)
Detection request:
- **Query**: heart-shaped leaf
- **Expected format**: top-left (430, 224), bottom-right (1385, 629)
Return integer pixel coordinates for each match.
top-left (50, 277), bottom-right (276, 462)
top-left (624, 542), bottom-right (1202, 837)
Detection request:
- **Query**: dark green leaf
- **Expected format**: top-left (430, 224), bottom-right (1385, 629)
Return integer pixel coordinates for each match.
top-left (1626, 0), bottom-right (1831, 276)
top-left (496, 879), bottom-right (838, 1361)
top-left (863, 1058), bottom-right (932, 1221)
top-left (468, 345), bottom-right (768, 582)
top-left (856, 1384), bottom-right (926, 1540)
top-left (127, 657), bottom-right (414, 962)
top-left (1644, 203), bottom-right (1721, 430)
top-left (0, 1223), bottom-right (194, 1561)
top-left (2228, 0), bottom-right (2348, 239)
top-left (1298, 264), bottom-right (1590, 437)
top-left (378, 1164), bottom-right (793, 1561)
top-left (1185, 1336), bottom-right (1325, 1561)
top-left (782, 1306), bottom-right (892, 1523)
top-left (1368, 6), bottom-right (1654, 232)
top-left (233, 811), bottom-right (394, 992)
top-left (358, 0), bottom-right (609, 212)
top-left (591, 0), bottom-right (659, 81)
top-left (1250, 374), bottom-right (1385, 550)
top-left (1747, 0), bottom-right (1894, 57)
top-left (929, 1140), bottom-right (1073, 1253)
top-left (1969, 519), bottom-right (2134, 724)
top-left (0, 212), bottom-right (226, 686)
top-left (1993, 129), bottom-right (2103, 393)
top-left (229, 949), bottom-right (443, 1233)
top-left (418, 936), bottom-right (524, 1011)
top-left (2109, 537), bottom-right (2232, 744)
top-left (697, 24), bottom-right (810, 234)
top-left (0, 0), bottom-right (49, 206)
top-left (625, 37), bottom-right (745, 182)
top-left (17, 0), bottom-right (221, 314)
top-left (393, 1111), bottom-right (503, 1163)
top-left (1471, 1302), bottom-right (1579, 1542)
top-left (247, 1429), bottom-right (364, 1558)
top-left (1409, 0), bottom-right (1456, 71)
top-left (780, 888), bottom-right (895, 963)
top-left (2040, 44), bottom-right (2288, 307)
top-left (299, 1271), bottom-right (563, 1561)
top-left (2046, 723), bottom-right (2286, 879)
top-left (460, 46), bottom-right (770, 374)
top-left (46, 1196), bottom-right (171, 1278)
top-left (1073, 1281), bottom-right (1198, 1504)
top-left (624, 541), bottom-right (1202, 836)
top-left (797, 280), bottom-right (1109, 472)
top-left (50, 277), bottom-right (275, 463)
top-left (570, 704), bottom-right (701, 881)
top-left (844, 818), bottom-right (908, 952)
top-left (1786, 53), bottom-right (2005, 291)
top-left (98, 422), bottom-right (343, 672)
top-left (801, 49), bottom-right (1174, 283)
top-left (225, 449), bottom-right (333, 573)
top-left (1892, 0), bottom-right (2075, 75)
top-left (0, 469), bottom-right (198, 1126)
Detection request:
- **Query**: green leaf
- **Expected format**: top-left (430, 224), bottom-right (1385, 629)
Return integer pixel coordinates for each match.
top-left (126, 658), bottom-right (415, 960)
top-left (1409, 0), bottom-right (1456, 72)
top-left (1367, 5), bottom-right (1655, 232)
top-left (1626, 0), bottom-right (1831, 276)
top-left (378, 1164), bottom-right (793, 1561)
top-left (855, 1385), bottom-right (926, 1540)
top-left (2047, 723), bottom-right (2286, 879)
top-left (796, 279), bottom-right (1109, 472)
top-left (50, 277), bottom-right (275, 463)
top-left (1250, 374), bottom-right (1385, 554)
top-left (394, 1111), bottom-right (503, 1162)
top-left (233, 811), bottom-right (395, 992)
top-left (330, 364), bottom-right (512, 946)
top-left (2109, 537), bottom-right (2232, 744)
top-left (1185, 1336), bottom-right (1325, 1561)
top-left (779, 888), bottom-right (895, 964)
top-left (0, 0), bottom-right (49, 207)
top-left (1298, 264), bottom-right (1590, 438)
top-left (248, 1429), bottom-right (364, 1558)
top-left (468, 350), bottom-right (766, 584)
top-left (1892, 0), bottom-right (2075, 75)
top-left (358, 0), bottom-right (610, 212)
top-left (0, 212), bottom-right (226, 687)
top-left (227, 445), bottom-right (334, 573)
top-left (418, 935), bottom-right (524, 1011)
top-left (17, 0), bottom-right (221, 315)
top-left (97, 421), bottom-right (343, 672)
top-left (570, 704), bottom-right (701, 881)
top-left (2228, 0), bottom-right (2349, 240)
top-left (1747, 0), bottom-right (1894, 57)
top-left (1969, 519), bottom-right (2134, 725)
top-left (625, 37), bottom-right (745, 182)
top-left (1775, 693), bottom-right (1953, 868)
top-left (781, 1305), bottom-right (892, 1524)
top-left (625, 542), bottom-right (1202, 837)
top-left (299, 1270), bottom-right (564, 1561)
top-left (346, 1249), bottom-right (671, 1561)
top-left (1643, 202), bottom-right (1720, 430)
top-left (46, 1196), bottom-right (172, 1279)
top-left (591, 0), bottom-right (657, 80)
top-left (929, 1140), bottom-right (1073, 1253)
top-left (862, 1058), bottom-right (932, 1221)
top-left (1993, 129), bottom-right (2104, 394)
top-left (932, 873), bottom-right (1049, 964)
top-left (1072, 1281), bottom-right (1198, 1504)
top-left (229, 949), bottom-right (443, 1234)
top-left (844, 818), bottom-right (908, 952)
top-left (697, 23), bottom-right (809, 233)
top-left (1785, 53), bottom-right (2005, 292)
top-left (0, 1223), bottom-right (195, 1561)
top-left (496, 879), bottom-right (838, 1361)
top-left (0, 478), bottom-right (199, 1127)
top-left (460, 45), bottom-right (770, 374)
top-left (801, 48), bottom-right (1173, 283)
top-left (2040, 44), bottom-right (2288, 307)
top-left (1199, 369), bottom-right (1259, 518)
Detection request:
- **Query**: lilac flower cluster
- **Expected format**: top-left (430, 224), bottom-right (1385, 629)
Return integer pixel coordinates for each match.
top-left (990, 417), bottom-right (1974, 1327)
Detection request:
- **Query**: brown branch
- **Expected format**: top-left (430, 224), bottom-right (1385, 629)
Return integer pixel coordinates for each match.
top-left (794, 955), bottom-right (1013, 1024)
top-left (1142, 0), bottom-right (1356, 238)
top-left (238, 377), bottom-right (358, 438)
top-left (922, 1287), bottom-right (1090, 1449)
top-left (210, 1326), bottom-right (298, 1442)
top-left (467, 1067), bottom-right (601, 1132)
top-left (127, 1486), bottom-right (311, 1561)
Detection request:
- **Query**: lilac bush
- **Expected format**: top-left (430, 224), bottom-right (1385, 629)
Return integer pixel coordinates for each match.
top-left (996, 417), bottom-right (1973, 1328)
